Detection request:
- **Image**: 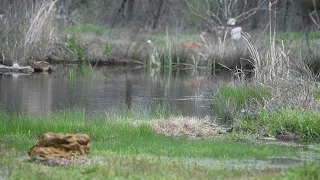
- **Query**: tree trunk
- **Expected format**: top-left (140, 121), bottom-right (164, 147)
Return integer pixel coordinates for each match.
top-left (152, 0), bottom-right (164, 29)
top-left (127, 0), bottom-right (135, 22)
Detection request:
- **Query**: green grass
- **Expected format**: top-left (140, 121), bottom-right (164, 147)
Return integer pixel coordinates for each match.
top-left (313, 90), bottom-right (320, 100)
top-left (277, 30), bottom-right (320, 41)
top-left (211, 85), bottom-right (320, 140)
top-left (239, 108), bottom-right (320, 140)
top-left (0, 110), bottom-right (318, 179)
top-left (68, 24), bottom-right (107, 34)
top-left (0, 110), bottom-right (299, 159)
top-left (281, 163), bottom-right (320, 180)
top-left (0, 148), bottom-right (291, 180)
top-left (67, 34), bottom-right (86, 61)
top-left (215, 85), bottom-right (271, 107)
top-left (212, 85), bottom-right (271, 121)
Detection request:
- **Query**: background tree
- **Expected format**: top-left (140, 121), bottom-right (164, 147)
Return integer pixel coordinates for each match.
top-left (127, 0), bottom-right (135, 23)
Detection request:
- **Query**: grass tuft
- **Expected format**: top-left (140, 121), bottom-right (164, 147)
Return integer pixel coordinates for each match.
top-left (150, 116), bottom-right (218, 138)
top-left (282, 163), bottom-right (320, 180)
top-left (212, 85), bottom-right (271, 121)
top-left (239, 108), bottom-right (320, 140)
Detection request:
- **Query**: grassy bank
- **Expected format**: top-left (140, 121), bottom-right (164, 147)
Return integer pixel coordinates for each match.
top-left (212, 85), bottom-right (271, 122)
top-left (212, 85), bottom-right (320, 141)
top-left (0, 111), bottom-right (299, 159)
top-left (2, 0), bottom-right (320, 77)
top-left (1, 110), bottom-right (318, 179)
top-left (2, 10), bottom-right (320, 75)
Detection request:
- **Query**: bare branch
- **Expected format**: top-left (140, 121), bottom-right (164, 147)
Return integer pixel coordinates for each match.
top-left (185, 0), bottom-right (268, 28)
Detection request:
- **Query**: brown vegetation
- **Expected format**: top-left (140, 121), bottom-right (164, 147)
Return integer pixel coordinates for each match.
top-left (150, 117), bottom-right (218, 138)
top-left (0, 0), bottom-right (61, 65)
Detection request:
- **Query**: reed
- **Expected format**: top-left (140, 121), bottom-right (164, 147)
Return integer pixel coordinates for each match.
top-left (0, 0), bottom-right (62, 65)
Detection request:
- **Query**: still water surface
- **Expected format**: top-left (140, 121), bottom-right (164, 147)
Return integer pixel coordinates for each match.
top-left (0, 66), bottom-right (229, 117)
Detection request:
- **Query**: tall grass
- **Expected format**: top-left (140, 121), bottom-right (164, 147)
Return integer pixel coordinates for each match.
top-left (144, 29), bottom-right (251, 73)
top-left (240, 2), bottom-right (318, 110)
top-left (0, 0), bottom-right (61, 65)
top-left (282, 163), bottom-right (320, 180)
top-left (147, 35), bottom-right (194, 70)
top-left (212, 85), bottom-right (271, 122)
top-left (210, 2), bottom-right (320, 140)
top-left (239, 108), bottom-right (320, 140)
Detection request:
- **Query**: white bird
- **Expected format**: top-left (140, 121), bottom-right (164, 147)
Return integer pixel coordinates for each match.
top-left (12, 63), bottom-right (19, 68)
top-left (227, 18), bottom-right (236, 26)
top-left (231, 27), bottom-right (242, 40)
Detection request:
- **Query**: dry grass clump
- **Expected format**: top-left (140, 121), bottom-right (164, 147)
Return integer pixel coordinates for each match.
top-left (204, 39), bottom-right (250, 70)
top-left (263, 78), bottom-right (320, 112)
top-left (150, 116), bottom-right (218, 138)
top-left (243, 32), bottom-right (320, 112)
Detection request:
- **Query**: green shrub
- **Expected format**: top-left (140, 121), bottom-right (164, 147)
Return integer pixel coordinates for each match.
top-left (67, 34), bottom-right (85, 61)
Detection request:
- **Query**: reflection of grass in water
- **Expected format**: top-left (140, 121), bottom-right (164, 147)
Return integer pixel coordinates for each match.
top-left (66, 65), bottom-right (93, 84)
top-left (66, 65), bottom-right (111, 84)
top-left (105, 104), bottom-right (181, 121)
top-left (264, 30), bottom-right (320, 42)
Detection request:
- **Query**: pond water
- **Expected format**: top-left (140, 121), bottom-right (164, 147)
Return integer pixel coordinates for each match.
top-left (0, 66), bottom-right (230, 117)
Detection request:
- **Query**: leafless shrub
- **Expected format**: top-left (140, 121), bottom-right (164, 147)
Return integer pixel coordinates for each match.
top-left (150, 116), bottom-right (218, 139)
top-left (182, 0), bottom-right (263, 72)
top-left (185, 0), bottom-right (267, 40)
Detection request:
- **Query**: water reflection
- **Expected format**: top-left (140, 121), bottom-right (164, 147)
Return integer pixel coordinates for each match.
top-left (0, 67), bottom-right (230, 117)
